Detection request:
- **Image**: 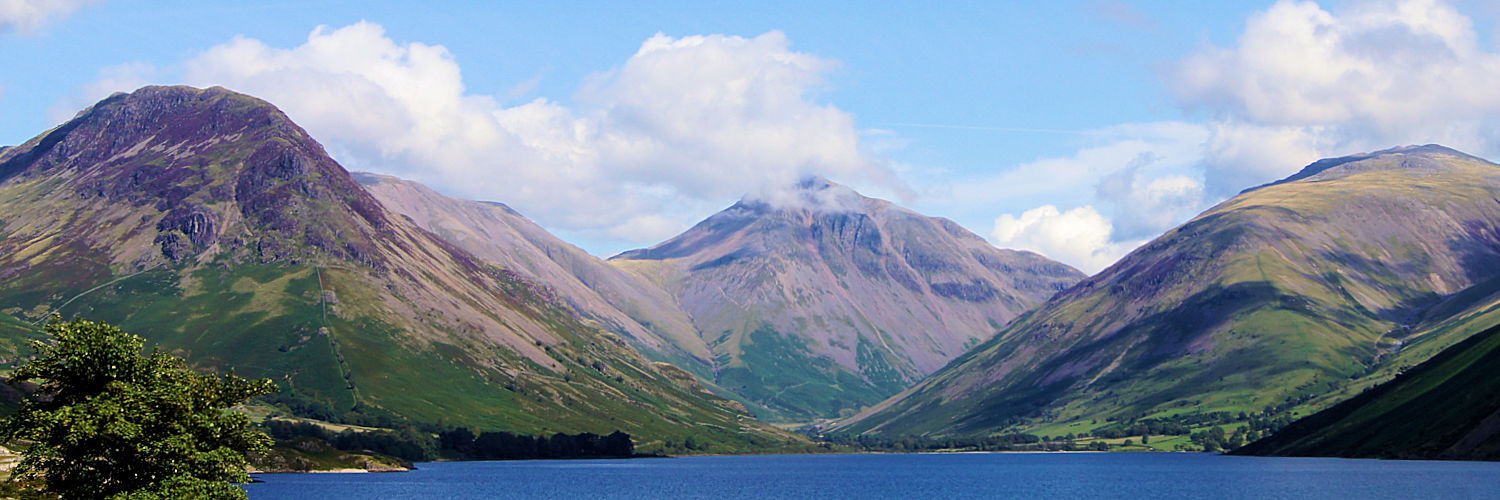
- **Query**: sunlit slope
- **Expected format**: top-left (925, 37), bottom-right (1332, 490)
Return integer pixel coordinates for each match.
top-left (0, 85), bottom-right (805, 453)
top-left (611, 179), bottom-right (1083, 421)
top-left (837, 145), bottom-right (1500, 437)
top-left (1236, 319), bottom-right (1500, 460)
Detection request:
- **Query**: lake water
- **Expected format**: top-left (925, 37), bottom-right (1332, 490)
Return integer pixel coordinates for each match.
top-left (242, 452), bottom-right (1500, 499)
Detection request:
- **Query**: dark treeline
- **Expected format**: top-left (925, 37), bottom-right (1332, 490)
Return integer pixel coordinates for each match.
top-left (1091, 412), bottom-right (1242, 438)
top-left (817, 433), bottom-right (1075, 452)
top-left (260, 420), bottom-right (638, 462)
top-left (262, 392), bottom-right (412, 429)
top-left (1188, 414), bottom-right (1294, 452)
top-left (814, 409), bottom-right (1301, 454)
top-left (438, 428), bottom-right (635, 460)
top-left (262, 420), bottom-right (435, 461)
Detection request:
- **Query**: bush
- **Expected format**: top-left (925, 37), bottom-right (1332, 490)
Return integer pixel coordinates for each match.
top-left (1, 317), bottom-right (276, 499)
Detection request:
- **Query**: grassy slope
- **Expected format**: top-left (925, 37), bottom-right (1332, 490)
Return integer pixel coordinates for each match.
top-left (712, 326), bottom-right (901, 421)
top-left (0, 257), bottom-right (812, 455)
top-left (1235, 321), bottom-right (1500, 459)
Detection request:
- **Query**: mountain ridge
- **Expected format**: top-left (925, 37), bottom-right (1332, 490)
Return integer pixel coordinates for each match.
top-left (1248, 143), bottom-right (1488, 192)
top-left (352, 171), bottom-right (715, 375)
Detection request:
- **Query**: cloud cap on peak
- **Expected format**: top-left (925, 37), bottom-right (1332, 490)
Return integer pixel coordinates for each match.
top-left (739, 175), bottom-right (884, 214)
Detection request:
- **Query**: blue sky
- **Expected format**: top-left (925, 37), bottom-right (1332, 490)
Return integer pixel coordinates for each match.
top-left (4, 1), bottom-right (1499, 273)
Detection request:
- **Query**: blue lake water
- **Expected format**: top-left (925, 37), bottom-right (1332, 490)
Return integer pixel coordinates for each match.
top-left (242, 452), bottom-right (1500, 499)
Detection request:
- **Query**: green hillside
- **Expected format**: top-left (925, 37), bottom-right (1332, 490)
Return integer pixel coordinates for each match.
top-left (1235, 320), bottom-right (1500, 460)
top-left (834, 145), bottom-right (1500, 442)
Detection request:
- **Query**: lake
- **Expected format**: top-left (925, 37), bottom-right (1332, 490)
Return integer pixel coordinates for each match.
top-left (242, 452), bottom-right (1500, 499)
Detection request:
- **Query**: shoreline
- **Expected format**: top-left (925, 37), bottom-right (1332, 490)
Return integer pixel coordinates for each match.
top-left (251, 467), bottom-right (410, 474)
top-left (250, 448), bottom-right (1219, 474)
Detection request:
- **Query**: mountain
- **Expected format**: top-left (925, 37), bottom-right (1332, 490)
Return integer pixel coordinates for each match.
top-left (353, 172), bottom-right (713, 376)
top-left (0, 86), bottom-right (803, 453)
top-left (1234, 319), bottom-right (1500, 460)
top-left (609, 178), bottom-right (1084, 420)
top-left (835, 145), bottom-right (1500, 438)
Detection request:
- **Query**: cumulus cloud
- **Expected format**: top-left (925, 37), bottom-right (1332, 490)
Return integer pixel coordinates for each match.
top-left (947, 122), bottom-right (1206, 270)
top-left (1172, 0), bottom-right (1500, 194)
top-left (0, 0), bottom-right (97, 34)
top-left (173, 23), bottom-right (894, 248)
top-left (992, 205), bottom-right (1142, 274)
top-left (1094, 152), bottom-right (1206, 240)
top-left (583, 32), bottom-right (884, 200)
top-left (948, 121), bottom-right (1208, 209)
top-left (1198, 121), bottom-right (1331, 195)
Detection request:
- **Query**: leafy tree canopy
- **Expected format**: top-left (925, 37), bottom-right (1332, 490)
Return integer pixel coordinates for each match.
top-left (1, 317), bottom-right (276, 499)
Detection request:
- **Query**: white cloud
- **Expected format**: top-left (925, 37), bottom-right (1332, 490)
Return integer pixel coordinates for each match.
top-left (504, 71), bottom-right (548, 101)
top-left (947, 121), bottom-right (1208, 208)
top-left (940, 121), bottom-right (1205, 270)
top-left (0, 0), bottom-right (97, 34)
top-left (606, 214), bottom-right (684, 244)
top-left (583, 32), bottom-right (887, 200)
top-left (1172, 0), bottom-right (1500, 193)
top-left (1095, 152), bottom-right (1207, 240)
top-left (992, 205), bottom-right (1142, 274)
top-left (1198, 121), bottom-right (1331, 195)
top-left (174, 23), bottom-right (893, 248)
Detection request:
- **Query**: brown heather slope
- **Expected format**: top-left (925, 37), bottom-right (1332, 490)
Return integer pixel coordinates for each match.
top-left (0, 86), bottom-right (804, 454)
top-left (610, 178), bottom-right (1084, 421)
top-left (835, 145), bottom-right (1500, 438)
top-left (354, 172), bottom-right (713, 376)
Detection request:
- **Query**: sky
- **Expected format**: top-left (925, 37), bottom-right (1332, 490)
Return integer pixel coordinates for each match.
top-left (4, 0), bottom-right (1500, 274)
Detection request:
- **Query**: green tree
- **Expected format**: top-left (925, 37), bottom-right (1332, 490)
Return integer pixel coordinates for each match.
top-left (0, 318), bottom-right (277, 499)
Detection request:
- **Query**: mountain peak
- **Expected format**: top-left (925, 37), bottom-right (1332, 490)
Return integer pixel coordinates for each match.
top-left (737, 175), bottom-right (888, 217)
top-left (795, 175), bottom-right (834, 190)
top-left (616, 178), bottom-right (881, 261)
top-left (3, 85), bottom-right (308, 179)
top-left (1250, 144), bottom-right (1494, 193)
top-left (0, 85), bottom-right (389, 268)
top-left (610, 176), bottom-right (1083, 419)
